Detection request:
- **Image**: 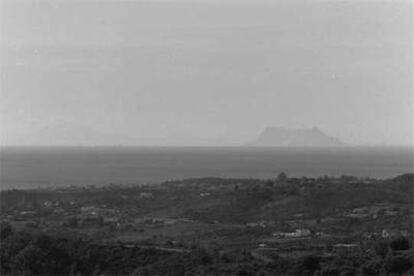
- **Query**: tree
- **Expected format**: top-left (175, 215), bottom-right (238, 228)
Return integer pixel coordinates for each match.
top-left (63, 216), bottom-right (78, 228)
top-left (384, 252), bottom-right (413, 275)
top-left (0, 222), bottom-right (13, 239)
top-left (375, 240), bottom-right (389, 258)
top-left (360, 258), bottom-right (382, 275)
top-left (276, 172), bottom-right (288, 183)
top-left (292, 255), bottom-right (321, 275)
top-left (390, 237), bottom-right (410, 251)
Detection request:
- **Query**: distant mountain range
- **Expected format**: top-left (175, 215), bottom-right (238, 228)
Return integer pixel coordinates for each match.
top-left (2, 123), bottom-right (345, 147)
top-left (246, 127), bottom-right (345, 147)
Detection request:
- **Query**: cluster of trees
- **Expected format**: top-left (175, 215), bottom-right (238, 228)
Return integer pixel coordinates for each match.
top-left (1, 222), bottom-right (412, 276)
top-left (1, 224), bottom-right (172, 276)
top-left (1, 226), bottom-right (270, 276)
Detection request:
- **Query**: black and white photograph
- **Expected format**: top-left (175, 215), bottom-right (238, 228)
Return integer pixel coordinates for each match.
top-left (0, 0), bottom-right (413, 275)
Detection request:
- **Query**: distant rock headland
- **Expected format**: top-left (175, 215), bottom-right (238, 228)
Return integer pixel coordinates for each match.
top-left (246, 127), bottom-right (345, 147)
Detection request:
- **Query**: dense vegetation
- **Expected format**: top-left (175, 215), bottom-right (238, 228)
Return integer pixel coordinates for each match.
top-left (0, 223), bottom-right (412, 276)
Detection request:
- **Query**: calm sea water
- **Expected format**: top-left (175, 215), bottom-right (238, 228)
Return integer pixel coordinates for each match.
top-left (0, 146), bottom-right (413, 190)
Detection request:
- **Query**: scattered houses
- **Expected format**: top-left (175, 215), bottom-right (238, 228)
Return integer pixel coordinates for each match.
top-left (273, 228), bottom-right (311, 239)
top-left (139, 192), bottom-right (153, 199)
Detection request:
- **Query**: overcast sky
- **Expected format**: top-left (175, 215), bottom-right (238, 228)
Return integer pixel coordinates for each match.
top-left (0, 0), bottom-right (413, 146)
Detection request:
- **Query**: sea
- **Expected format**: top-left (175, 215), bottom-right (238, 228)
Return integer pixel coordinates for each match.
top-left (0, 146), bottom-right (413, 190)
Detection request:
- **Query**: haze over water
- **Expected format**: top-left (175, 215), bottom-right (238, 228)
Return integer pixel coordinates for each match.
top-left (1, 146), bottom-right (412, 190)
top-left (1, 0), bottom-right (413, 147)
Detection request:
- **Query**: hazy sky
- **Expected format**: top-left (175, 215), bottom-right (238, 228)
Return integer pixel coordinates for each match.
top-left (1, 0), bottom-right (413, 146)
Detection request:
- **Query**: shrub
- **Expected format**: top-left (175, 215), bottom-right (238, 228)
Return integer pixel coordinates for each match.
top-left (390, 236), bottom-right (410, 251)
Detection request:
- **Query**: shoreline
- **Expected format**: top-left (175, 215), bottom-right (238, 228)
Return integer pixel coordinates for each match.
top-left (1, 173), bottom-right (412, 192)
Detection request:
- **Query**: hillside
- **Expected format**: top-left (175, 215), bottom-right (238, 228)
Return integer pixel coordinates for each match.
top-left (1, 174), bottom-right (413, 275)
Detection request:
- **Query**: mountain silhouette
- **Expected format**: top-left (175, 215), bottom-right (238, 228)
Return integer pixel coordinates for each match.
top-left (246, 127), bottom-right (345, 147)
